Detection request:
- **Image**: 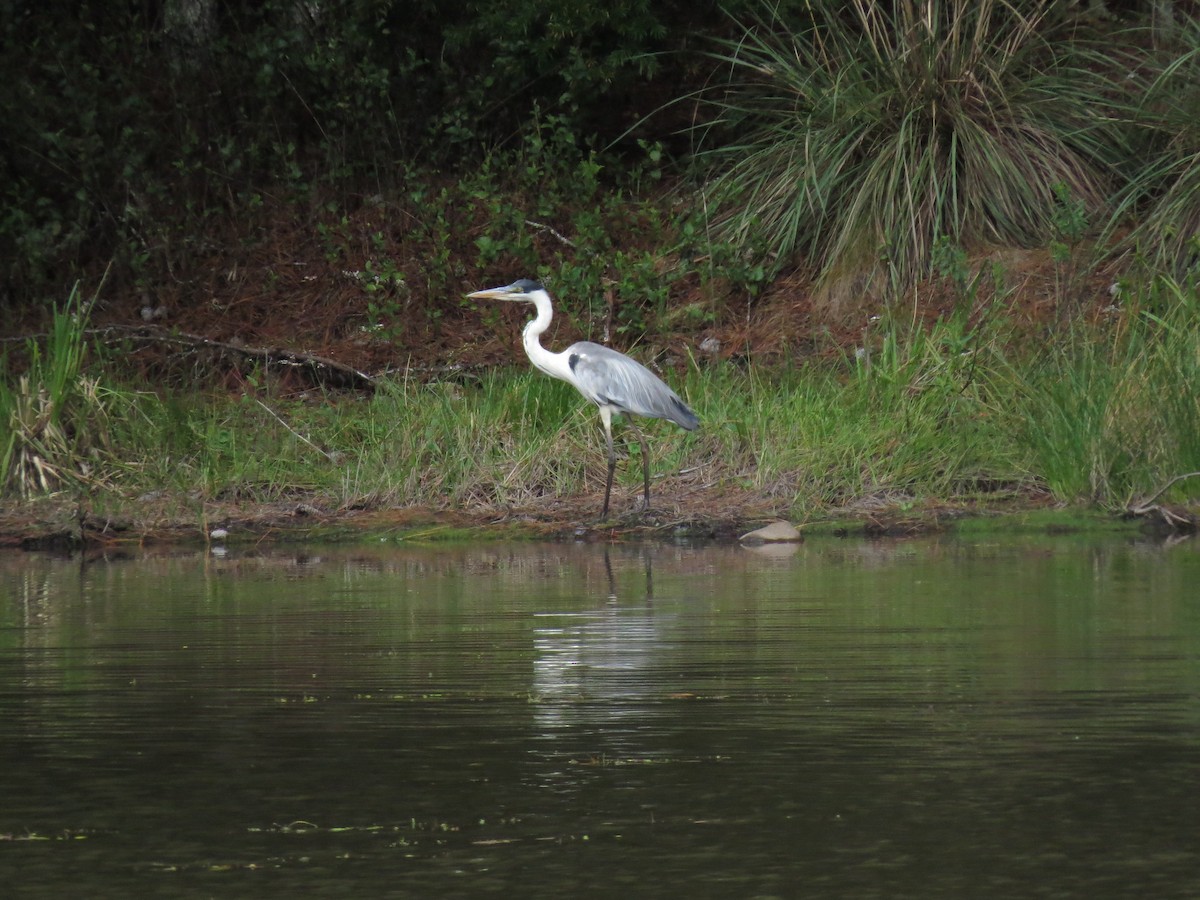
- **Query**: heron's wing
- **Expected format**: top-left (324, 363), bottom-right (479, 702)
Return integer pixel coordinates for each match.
top-left (566, 342), bottom-right (699, 430)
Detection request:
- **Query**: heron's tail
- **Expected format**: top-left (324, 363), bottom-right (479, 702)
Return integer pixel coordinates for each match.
top-left (669, 395), bottom-right (700, 431)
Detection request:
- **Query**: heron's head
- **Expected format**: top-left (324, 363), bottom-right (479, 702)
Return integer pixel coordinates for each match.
top-left (466, 279), bottom-right (545, 303)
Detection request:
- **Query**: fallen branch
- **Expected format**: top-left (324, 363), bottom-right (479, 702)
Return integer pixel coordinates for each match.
top-left (524, 219), bottom-right (579, 250)
top-left (1126, 471), bottom-right (1200, 532)
top-left (1129, 471), bottom-right (1200, 511)
top-left (90, 324), bottom-right (379, 390)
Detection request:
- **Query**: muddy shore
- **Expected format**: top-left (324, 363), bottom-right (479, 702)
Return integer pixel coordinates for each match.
top-left (3, 485), bottom-right (1179, 554)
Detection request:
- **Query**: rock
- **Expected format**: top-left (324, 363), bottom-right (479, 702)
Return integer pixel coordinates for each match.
top-left (739, 520), bottom-right (802, 544)
top-left (744, 541), bottom-right (801, 558)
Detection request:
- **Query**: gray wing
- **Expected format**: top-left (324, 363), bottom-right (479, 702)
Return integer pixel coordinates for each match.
top-left (566, 341), bottom-right (699, 430)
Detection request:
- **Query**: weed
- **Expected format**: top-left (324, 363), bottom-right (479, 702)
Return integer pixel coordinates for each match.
top-left (0, 283), bottom-right (118, 496)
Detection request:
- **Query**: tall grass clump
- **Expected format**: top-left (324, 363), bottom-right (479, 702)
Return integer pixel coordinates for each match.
top-left (1002, 277), bottom-right (1200, 505)
top-left (0, 285), bottom-right (118, 497)
top-left (338, 371), bottom-right (655, 509)
top-left (87, 366), bottom-right (702, 513)
top-left (1116, 19), bottom-right (1200, 278)
top-left (693, 0), bottom-right (1124, 313)
top-left (688, 297), bottom-right (1022, 513)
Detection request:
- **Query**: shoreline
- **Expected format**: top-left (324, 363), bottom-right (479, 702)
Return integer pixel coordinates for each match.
top-left (2, 489), bottom-right (1183, 553)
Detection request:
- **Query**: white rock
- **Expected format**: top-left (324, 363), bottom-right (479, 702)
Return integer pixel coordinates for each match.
top-left (739, 520), bottom-right (802, 544)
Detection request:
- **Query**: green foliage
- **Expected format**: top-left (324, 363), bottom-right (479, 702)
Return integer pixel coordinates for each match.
top-left (999, 277), bottom-right (1200, 504)
top-left (9, 273), bottom-right (1200, 515)
top-left (0, 284), bottom-right (121, 496)
top-left (692, 0), bottom-right (1125, 312)
top-left (361, 254), bottom-right (411, 343)
top-left (0, 0), bottom-right (689, 303)
top-left (459, 123), bottom-right (678, 341)
top-left (1114, 18), bottom-right (1200, 278)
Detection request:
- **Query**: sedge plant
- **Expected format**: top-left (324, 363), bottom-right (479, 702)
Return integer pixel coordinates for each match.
top-left (691, 0), bottom-right (1125, 314)
top-left (0, 283), bottom-right (120, 497)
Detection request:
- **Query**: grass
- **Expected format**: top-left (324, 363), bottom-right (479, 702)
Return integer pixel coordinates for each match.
top-left (999, 277), bottom-right (1200, 505)
top-left (1114, 17), bottom-right (1200, 277)
top-left (0, 282), bottom-right (123, 497)
top-left (691, 0), bottom-right (1126, 312)
top-left (5, 275), bottom-right (1200, 527)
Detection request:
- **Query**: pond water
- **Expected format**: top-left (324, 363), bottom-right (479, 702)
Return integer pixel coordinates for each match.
top-left (2, 535), bottom-right (1199, 898)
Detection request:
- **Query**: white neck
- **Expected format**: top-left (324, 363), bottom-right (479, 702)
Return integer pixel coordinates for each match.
top-left (521, 290), bottom-right (573, 382)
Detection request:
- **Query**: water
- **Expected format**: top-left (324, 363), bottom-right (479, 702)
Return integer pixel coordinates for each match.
top-left (2, 536), bottom-right (1198, 898)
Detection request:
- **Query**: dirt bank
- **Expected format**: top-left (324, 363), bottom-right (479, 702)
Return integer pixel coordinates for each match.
top-left (4, 483), bottom-right (1178, 554)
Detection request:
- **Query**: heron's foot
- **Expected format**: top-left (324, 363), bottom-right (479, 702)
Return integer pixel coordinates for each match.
top-left (590, 506), bottom-right (646, 526)
top-left (589, 494), bottom-right (658, 526)
top-left (618, 498), bottom-right (657, 523)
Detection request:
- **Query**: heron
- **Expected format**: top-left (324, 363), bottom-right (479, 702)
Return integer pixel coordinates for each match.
top-left (467, 279), bottom-right (699, 519)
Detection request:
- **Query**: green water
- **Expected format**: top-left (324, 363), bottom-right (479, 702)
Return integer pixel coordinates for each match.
top-left (2, 537), bottom-right (1198, 898)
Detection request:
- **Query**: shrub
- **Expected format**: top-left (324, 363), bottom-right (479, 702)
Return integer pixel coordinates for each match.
top-left (691, 0), bottom-right (1127, 314)
top-left (1115, 19), bottom-right (1200, 277)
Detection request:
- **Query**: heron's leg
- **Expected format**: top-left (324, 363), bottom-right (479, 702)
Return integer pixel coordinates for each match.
top-left (599, 406), bottom-right (617, 520)
top-left (625, 419), bottom-right (652, 510)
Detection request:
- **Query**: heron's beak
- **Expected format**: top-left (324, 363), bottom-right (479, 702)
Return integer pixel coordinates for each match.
top-left (467, 285), bottom-right (517, 301)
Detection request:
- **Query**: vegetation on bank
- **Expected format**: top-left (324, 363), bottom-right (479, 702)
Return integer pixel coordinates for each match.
top-left (3, 1), bottom-right (1200, 527)
top-left (3, 272), bottom-right (1198, 529)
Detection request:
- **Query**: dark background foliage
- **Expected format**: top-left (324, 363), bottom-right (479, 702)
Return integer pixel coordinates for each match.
top-left (1, 0), bottom-right (1194, 315)
top-left (0, 0), bottom-right (743, 304)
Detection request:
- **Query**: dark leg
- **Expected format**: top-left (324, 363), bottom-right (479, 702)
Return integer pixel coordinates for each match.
top-left (626, 420), bottom-right (651, 510)
top-left (600, 408), bottom-right (616, 520)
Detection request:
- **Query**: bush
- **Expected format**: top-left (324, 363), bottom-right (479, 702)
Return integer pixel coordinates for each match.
top-left (0, 0), bottom-right (690, 306)
top-left (691, 0), bottom-right (1128, 314)
top-left (1115, 18), bottom-right (1200, 278)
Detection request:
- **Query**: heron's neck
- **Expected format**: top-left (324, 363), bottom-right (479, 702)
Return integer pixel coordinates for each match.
top-left (521, 292), bottom-right (570, 380)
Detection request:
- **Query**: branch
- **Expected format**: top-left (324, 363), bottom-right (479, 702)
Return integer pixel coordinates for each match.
top-left (252, 398), bottom-right (341, 463)
top-left (1129, 471), bottom-right (1200, 512)
top-left (524, 219), bottom-right (578, 249)
top-left (1126, 472), bottom-right (1200, 533)
top-left (90, 324), bottom-right (379, 390)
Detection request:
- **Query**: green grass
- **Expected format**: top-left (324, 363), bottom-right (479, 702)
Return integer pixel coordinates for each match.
top-left (50, 340), bottom-right (1024, 516)
top-left (6, 277), bottom-right (1200, 520)
top-left (0, 282), bottom-right (125, 497)
top-left (1114, 18), bottom-right (1200, 277)
top-left (998, 277), bottom-right (1200, 506)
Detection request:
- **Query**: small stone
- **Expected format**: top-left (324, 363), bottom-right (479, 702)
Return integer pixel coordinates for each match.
top-left (739, 520), bottom-right (802, 544)
top-left (209, 527), bottom-right (229, 540)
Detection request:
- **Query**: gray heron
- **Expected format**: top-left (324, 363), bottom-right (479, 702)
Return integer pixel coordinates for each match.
top-left (467, 279), bottom-right (699, 519)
